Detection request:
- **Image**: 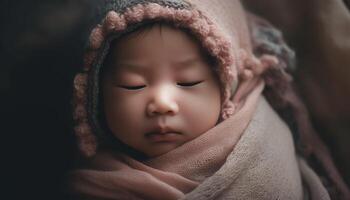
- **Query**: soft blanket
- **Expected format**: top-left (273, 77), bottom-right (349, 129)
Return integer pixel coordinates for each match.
top-left (182, 97), bottom-right (330, 200)
top-left (69, 90), bottom-right (329, 200)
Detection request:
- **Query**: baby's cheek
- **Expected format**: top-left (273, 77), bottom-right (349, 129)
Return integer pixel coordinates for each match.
top-left (104, 98), bottom-right (145, 147)
top-left (180, 89), bottom-right (221, 136)
top-left (104, 91), bottom-right (144, 129)
top-left (107, 93), bottom-right (144, 121)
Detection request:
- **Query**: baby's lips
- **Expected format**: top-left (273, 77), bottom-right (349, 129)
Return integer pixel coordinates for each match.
top-left (145, 131), bottom-right (182, 143)
top-left (145, 126), bottom-right (179, 135)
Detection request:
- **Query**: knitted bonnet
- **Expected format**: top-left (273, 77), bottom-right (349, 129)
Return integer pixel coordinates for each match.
top-left (72, 0), bottom-right (278, 157)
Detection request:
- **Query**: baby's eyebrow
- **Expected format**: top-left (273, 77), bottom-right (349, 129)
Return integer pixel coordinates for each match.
top-left (114, 61), bottom-right (148, 72)
top-left (111, 57), bottom-right (203, 72)
top-left (173, 57), bottom-right (202, 70)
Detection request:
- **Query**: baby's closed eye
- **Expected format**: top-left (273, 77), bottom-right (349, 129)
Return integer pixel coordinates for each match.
top-left (177, 80), bottom-right (204, 87)
top-left (117, 84), bottom-right (146, 90)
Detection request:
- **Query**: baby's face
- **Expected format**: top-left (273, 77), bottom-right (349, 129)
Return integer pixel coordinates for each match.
top-left (102, 24), bottom-right (221, 157)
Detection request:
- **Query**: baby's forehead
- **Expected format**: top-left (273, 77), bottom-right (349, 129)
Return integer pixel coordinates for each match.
top-left (105, 23), bottom-right (216, 70)
top-left (109, 23), bottom-right (202, 54)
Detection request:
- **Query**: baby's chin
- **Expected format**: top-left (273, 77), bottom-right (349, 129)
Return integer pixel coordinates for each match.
top-left (140, 142), bottom-right (185, 158)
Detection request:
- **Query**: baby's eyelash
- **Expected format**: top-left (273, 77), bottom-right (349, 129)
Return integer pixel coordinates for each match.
top-left (177, 81), bottom-right (203, 87)
top-left (118, 85), bottom-right (146, 90)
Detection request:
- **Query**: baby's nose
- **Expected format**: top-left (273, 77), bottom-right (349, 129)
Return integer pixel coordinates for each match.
top-left (146, 88), bottom-right (179, 117)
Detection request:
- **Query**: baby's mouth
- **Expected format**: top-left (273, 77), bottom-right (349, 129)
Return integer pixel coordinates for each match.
top-left (145, 129), bottom-right (182, 143)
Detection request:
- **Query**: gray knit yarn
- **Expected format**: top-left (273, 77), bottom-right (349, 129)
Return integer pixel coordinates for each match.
top-left (96, 0), bottom-right (191, 21)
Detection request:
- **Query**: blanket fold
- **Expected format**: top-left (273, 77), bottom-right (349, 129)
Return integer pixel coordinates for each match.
top-left (182, 97), bottom-right (330, 200)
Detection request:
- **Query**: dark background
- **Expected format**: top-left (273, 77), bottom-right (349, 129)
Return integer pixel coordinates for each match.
top-left (2, 0), bottom-right (349, 199)
top-left (2, 0), bottom-right (95, 199)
